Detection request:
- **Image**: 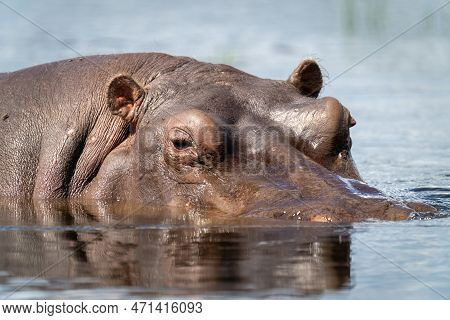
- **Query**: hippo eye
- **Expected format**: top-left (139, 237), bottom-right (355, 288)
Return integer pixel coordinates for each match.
top-left (168, 128), bottom-right (195, 151)
top-left (172, 137), bottom-right (193, 150)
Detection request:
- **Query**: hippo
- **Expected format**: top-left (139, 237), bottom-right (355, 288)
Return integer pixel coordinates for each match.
top-left (0, 53), bottom-right (435, 222)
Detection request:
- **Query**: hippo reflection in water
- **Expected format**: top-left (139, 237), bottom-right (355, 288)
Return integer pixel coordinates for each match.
top-left (0, 53), bottom-right (435, 222)
top-left (0, 200), bottom-right (351, 297)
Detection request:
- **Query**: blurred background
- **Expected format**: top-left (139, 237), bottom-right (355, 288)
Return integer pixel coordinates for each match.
top-left (0, 0), bottom-right (449, 299)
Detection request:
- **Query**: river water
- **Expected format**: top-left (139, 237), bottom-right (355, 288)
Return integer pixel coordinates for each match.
top-left (0, 0), bottom-right (449, 299)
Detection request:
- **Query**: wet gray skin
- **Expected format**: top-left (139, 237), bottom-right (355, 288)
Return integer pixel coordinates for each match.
top-left (0, 53), bottom-right (436, 222)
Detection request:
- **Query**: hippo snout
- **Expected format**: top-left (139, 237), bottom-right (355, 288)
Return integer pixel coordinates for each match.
top-left (242, 198), bottom-right (432, 223)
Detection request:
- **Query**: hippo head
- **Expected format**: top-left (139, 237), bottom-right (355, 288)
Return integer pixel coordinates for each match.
top-left (90, 57), bottom-right (434, 222)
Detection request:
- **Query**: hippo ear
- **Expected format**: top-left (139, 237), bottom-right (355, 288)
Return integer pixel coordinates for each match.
top-left (107, 75), bottom-right (144, 122)
top-left (287, 59), bottom-right (323, 98)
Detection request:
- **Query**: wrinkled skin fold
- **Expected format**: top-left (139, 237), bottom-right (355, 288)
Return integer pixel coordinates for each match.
top-left (0, 53), bottom-right (436, 222)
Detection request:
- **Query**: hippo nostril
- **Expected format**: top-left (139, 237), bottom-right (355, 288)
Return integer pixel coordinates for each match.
top-left (340, 150), bottom-right (349, 160)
